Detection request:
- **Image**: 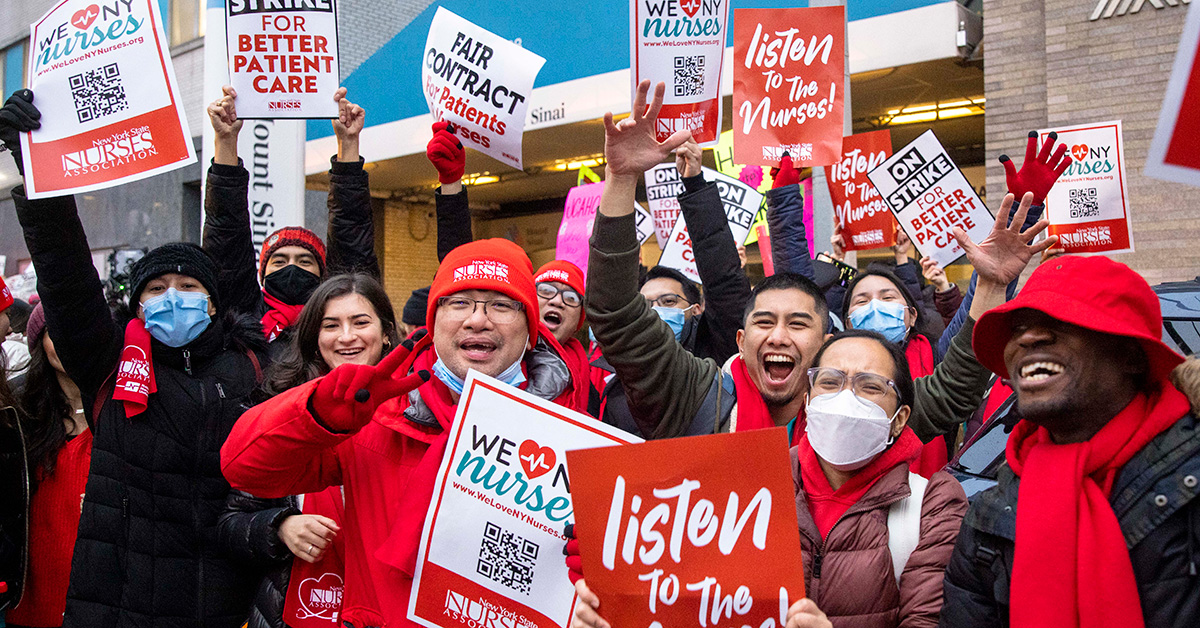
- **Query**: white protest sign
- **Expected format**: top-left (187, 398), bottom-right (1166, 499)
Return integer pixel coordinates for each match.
top-left (634, 203), bottom-right (655, 245)
top-left (422, 7), bottom-right (545, 169)
top-left (408, 372), bottom-right (640, 628)
top-left (629, 0), bottom-right (729, 147)
top-left (866, 130), bottom-right (992, 268)
top-left (21, 0), bottom-right (196, 199)
top-left (226, 0), bottom-right (340, 119)
top-left (645, 162), bottom-right (683, 247)
top-left (1039, 120), bottom-right (1133, 255)
top-left (655, 166), bottom-right (762, 283)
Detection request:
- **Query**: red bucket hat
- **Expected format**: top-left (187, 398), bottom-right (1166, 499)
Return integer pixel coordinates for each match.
top-left (428, 239), bottom-right (539, 348)
top-left (534, 260), bottom-right (586, 329)
top-left (259, 227), bottom-right (327, 280)
top-left (973, 255), bottom-right (1183, 381)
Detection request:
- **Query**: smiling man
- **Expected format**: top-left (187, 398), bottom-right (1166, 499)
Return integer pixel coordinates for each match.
top-left (940, 255), bottom-right (1198, 628)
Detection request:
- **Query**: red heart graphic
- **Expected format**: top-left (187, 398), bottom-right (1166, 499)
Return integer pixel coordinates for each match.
top-left (297, 572), bottom-right (343, 617)
top-left (679, 0), bottom-right (702, 18)
top-left (1071, 144), bottom-right (1089, 162)
top-left (71, 5), bottom-right (100, 30)
top-left (518, 440), bottom-right (556, 479)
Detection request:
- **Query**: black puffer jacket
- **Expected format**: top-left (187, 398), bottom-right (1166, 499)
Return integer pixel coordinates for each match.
top-left (940, 409), bottom-right (1200, 627)
top-left (14, 186), bottom-right (272, 628)
top-left (218, 491), bottom-right (298, 628)
top-left (0, 404), bottom-right (28, 613)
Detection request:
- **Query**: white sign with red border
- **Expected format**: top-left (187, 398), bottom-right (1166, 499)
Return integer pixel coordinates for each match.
top-left (1039, 120), bottom-right (1133, 255)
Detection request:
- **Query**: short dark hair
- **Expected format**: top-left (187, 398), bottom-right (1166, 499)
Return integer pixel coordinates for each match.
top-left (642, 265), bottom-right (702, 306)
top-left (811, 329), bottom-right (914, 409)
top-left (742, 272), bottom-right (830, 331)
top-left (5, 299), bottom-right (31, 333)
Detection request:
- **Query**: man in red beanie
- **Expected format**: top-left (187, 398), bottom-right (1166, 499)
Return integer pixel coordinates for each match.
top-left (941, 255), bottom-right (1197, 628)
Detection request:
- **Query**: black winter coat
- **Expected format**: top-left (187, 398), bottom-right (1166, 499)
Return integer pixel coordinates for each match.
top-left (14, 186), bottom-right (272, 628)
top-left (0, 404), bottom-right (28, 612)
top-left (218, 490), bottom-right (298, 628)
top-left (940, 410), bottom-right (1200, 627)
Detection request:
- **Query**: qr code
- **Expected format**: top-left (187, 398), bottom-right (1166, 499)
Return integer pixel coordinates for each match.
top-left (673, 55), bottom-right (705, 97)
top-left (477, 522), bottom-right (538, 594)
top-left (69, 63), bottom-right (129, 124)
top-left (1069, 187), bottom-right (1100, 219)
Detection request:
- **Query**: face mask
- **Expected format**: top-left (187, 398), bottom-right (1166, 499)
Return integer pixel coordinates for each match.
top-left (849, 299), bottom-right (909, 344)
top-left (805, 389), bottom-right (900, 471)
top-left (142, 288), bottom-right (212, 348)
top-left (652, 305), bottom-right (694, 341)
top-left (432, 351), bottom-right (527, 395)
top-left (263, 264), bottom-right (321, 306)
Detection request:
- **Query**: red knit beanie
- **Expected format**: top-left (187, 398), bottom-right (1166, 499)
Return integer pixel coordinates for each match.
top-left (259, 227), bottom-right (327, 280)
top-left (0, 275), bottom-right (13, 314)
top-left (428, 239), bottom-right (538, 348)
top-left (534, 260), bottom-right (586, 328)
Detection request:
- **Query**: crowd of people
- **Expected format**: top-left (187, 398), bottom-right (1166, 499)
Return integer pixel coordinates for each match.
top-left (0, 76), bottom-right (1196, 628)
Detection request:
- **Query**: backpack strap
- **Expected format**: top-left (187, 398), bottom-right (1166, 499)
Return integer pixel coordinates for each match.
top-left (887, 472), bottom-right (928, 585)
top-left (92, 368), bottom-right (118, 421)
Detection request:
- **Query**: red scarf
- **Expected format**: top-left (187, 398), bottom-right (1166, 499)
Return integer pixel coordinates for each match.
top-left (798, 427), bottom-right (922, 539)
top-left (730, 356), bottom-right (804, 444)
top-left (112, 320), bottom-right (156, 417)
top-left (262, 290), bottom-right (304, 341)
top-left (559, 337), bottom-right (591, 413)
top-left (284, 486), bottom-right (347, 628)
top-left (1006, 383), bottom-right (1189, 628)
top-left (905, 334), bottom-right (948, 477)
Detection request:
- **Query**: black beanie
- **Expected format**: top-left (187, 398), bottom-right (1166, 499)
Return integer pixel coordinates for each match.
top-left (402, 286), bottom-right (430, 326)
top-left (129, 242), bottom-right (221, 312)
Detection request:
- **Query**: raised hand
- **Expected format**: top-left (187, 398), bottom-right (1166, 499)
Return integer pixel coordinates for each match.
top-left (770, 153), bottom-right (801, 189)
top-left (0, 89), bottom-right (41, 175)
top-left (563, 523), bottom-right (583, 584)
top-left (604, 80), bottom-right (691, 179)
top-left (920, 256), bottom-right (952, 292)
top-left (674, 136), bottom-right (702, 178)
top-left (309, 334), bottom-right (431, 433)
top-left (278, 513), bottom-right (340, 564)
top-left (999, 131), bottom-right (1071, 205)
top-left (829, 229), bottom-right (846, 261)
top-left (333, 86), bottom-right (366, 162)
top-left (893, 225), bottom-right (912, 263)
top-left (427, 120), bottom-right (465, 185)
top-left (207, 86), bottom-right (241, 166)
top-left (953, 192), bottom-right (1058, 287)
top-left (571, 579), bottom-right (610, 628)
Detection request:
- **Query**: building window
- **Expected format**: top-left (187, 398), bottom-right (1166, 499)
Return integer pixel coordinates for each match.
top-left (1, 42), bottom-right (27, 97)
top-left (161, 0), bottom-right (206, 47)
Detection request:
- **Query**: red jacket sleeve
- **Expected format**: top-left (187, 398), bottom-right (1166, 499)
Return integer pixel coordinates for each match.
top-left (221, 379), bottom-right (348, 498)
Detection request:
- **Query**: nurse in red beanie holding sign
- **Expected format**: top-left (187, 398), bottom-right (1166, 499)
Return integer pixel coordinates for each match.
top-left (222, 238), bottom-right (586, 628)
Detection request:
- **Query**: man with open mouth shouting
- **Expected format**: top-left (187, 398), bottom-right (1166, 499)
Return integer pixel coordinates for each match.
top-left (941, 255), bottom-right (1198, 628)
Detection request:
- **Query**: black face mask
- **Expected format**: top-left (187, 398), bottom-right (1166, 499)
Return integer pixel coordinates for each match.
top-left (263, 263), bottom-right (321, 306)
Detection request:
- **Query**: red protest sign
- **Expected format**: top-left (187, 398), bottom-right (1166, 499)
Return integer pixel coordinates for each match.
top-left (828, 130), bottom-right (895, 251)
top-left (1146, 4), bottom-right (1200, 187)
top-left (566, 428), bottom-right (805, 628)
top-left (733, 7), bottom-right (844, 168)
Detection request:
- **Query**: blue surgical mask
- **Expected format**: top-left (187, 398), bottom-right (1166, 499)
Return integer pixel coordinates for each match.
top-left (142, 288), bottom-right (211, 348)
top-left (849, 299), bottom-right (909, 343)
top-left (432, 352), bottom-right (527, 395)
top-left (652, 306), bottom-right (691, 341)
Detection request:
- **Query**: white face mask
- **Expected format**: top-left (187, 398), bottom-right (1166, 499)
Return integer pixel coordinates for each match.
top-left (805, 389), bottom-right (900, 471)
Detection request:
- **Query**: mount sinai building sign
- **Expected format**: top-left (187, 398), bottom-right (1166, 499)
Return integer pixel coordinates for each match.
top-left (1091, 0), bottom-right (1190, 21)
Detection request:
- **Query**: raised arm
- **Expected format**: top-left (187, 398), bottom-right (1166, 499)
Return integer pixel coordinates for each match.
top-left (674, 138), bottom-right (752, 363)
top-left (427, 122), bottom-right (473, 261)
top-left (765, 156), bottom-right (815, 280)
top-left (202, 85), bottom-right (264, 318)
top-left (325, 88), bottom-right (381, 277)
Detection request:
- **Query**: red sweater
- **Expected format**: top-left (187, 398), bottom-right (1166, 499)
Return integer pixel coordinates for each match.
top-left (8, 429), bottom-right (93, 627)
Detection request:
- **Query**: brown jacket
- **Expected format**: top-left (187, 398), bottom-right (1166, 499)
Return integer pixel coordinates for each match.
top-left (791, 452), bottom-right (968, 628)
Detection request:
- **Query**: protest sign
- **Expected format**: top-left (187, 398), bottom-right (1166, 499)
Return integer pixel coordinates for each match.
top-left (226, 0), bottom-right (340, 119)
top-left (733, 7), bottom-right (845, 168)
top-left (555, 182), bottom-right (603, 278)
top-left (866, 130), bottom-right (992, 268)
top-left (656, 166), bottom-right (763, 283)
top-left (629, 0), bottom-right (729, 147)
top-left (566, 428), bottom-right (805, 628)
top-left (645, 162), bottom-right (683, 247)
top-left (634, 203), bottom-right (655, 245)
top-left (409, 372), bottom-right (640, 628)
top-left (1146, 4), bottom-right (1200, 187)
top-left (422, 7), bottom-right (545, 169)
top-left (21, 0), bottom-right (196, 199)
top-left (829, 130), bottom-right (895, 251)
top-left (1039, 120), bottom-right (1133, 254)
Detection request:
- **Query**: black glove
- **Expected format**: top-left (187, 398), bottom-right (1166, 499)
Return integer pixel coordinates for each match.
top-left (0, 89), bottom-right (41, 175)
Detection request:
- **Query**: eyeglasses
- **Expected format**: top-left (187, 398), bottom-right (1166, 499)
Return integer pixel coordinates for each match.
top-left (806, 367), bottom-right (898, 404)
top-left (644, 293), bottom-right (691, 308)
top-left (536, 282), bottom-right (582, 308)
top-left (437, 297), bottom-right (525, 324)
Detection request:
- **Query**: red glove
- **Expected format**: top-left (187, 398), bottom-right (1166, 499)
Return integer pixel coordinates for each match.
top-left (1000, 131), bottom-right (1071, 205)
top-left (310, 335), bottom-right (431, 432)
top-left (564, 523), bottom-right (583, 584)
top-left (427, 121), bottom-right (465, 184)
top-left (770, 154), bottom-right (801, 189)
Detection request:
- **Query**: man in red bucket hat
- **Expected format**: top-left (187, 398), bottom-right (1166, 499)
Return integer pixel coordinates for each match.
top-left (940, 254), bottom-right (1197, 628)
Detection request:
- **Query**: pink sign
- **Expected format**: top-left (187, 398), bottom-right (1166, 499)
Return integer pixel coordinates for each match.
top-left (555, 182), bottom-right (604, 278)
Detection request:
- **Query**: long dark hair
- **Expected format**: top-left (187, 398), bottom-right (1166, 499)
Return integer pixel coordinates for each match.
top-left (17, 330), bottom-right (74, 487)
top-left (841, 268), bottom-right (939, 344)
top-left (264, 273), bottom-right (401, 396)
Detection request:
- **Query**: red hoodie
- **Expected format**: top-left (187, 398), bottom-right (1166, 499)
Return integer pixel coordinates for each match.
top-left (221, 330), bottom-right (582, 628)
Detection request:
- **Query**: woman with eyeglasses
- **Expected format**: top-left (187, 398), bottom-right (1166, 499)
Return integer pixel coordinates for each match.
top-left (533, 260), bottom-right (591, 412)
